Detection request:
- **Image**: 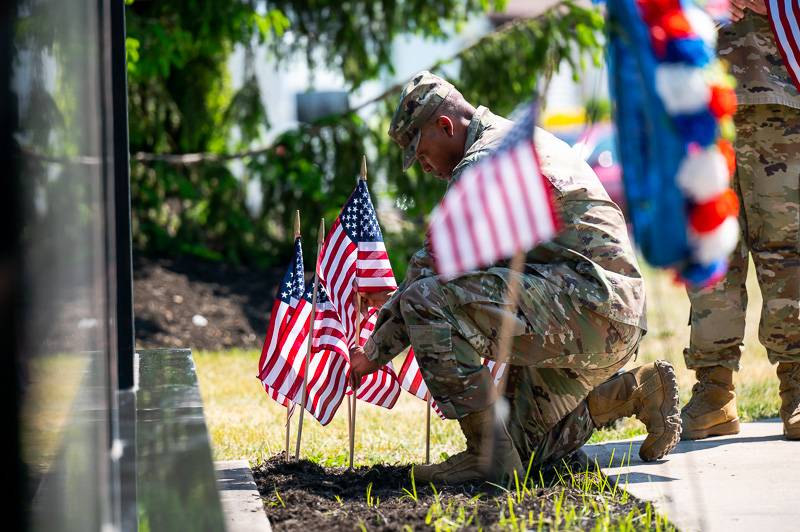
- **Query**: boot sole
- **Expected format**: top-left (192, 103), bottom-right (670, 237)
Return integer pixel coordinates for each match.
top-left (640, 360), bottom-right (682, 462)
top-left (681, 418), bottom-right (741, 441)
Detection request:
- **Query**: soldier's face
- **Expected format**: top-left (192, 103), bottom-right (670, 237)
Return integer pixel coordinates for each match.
top-left (415, 116), bottom-right (465, 180)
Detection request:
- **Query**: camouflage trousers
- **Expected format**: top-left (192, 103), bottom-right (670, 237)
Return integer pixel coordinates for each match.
top-left (398, 267), bottom-right (642, 466)
top-left (685, 105), bottom-right (800, 371)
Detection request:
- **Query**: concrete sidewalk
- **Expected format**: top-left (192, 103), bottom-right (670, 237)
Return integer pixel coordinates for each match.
top-left (584, 419), bottom-right (799, 532)
top-left (215, 460), bottom-right (271, 532)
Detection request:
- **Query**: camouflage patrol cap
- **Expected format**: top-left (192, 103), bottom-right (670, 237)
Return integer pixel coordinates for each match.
top-left (388, 70), bottom-right (455, 170)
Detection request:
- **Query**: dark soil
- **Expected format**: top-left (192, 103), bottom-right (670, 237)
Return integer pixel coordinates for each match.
top-left (253, 455), bottom-right (653, 531)
top-left (133, 255), bottom-right (283, 351)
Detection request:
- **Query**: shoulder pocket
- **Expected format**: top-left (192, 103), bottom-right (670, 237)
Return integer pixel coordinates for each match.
top-left (408, 323), bottom-right (452, 354)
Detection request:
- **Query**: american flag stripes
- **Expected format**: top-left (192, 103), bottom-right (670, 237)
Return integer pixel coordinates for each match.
top-left (397, 349), bottom-right (428, 400)
top-left (258, 237), bottom-right (312, 409)
top-left (301, 285), bottom-right (349, 425)
top-left (318, 179), bottom-right (398, 346)
top-left (266, 387), bottom-right (293, 412)
top-left (317, 178), bottom-right (401, 408)
top-left (318, 302), bottom-right (401, 410)
top-left (429, 102), bottom-right (558, 278)
top-left (276, 284), bottom-right (399, 426)
top-left (350, 309), bottom-right (401, 409)
top-left (766, 0), bottom-right (800, 93)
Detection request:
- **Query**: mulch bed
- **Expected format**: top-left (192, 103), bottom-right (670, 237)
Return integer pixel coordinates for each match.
top-left (253, 455), bottom-right (650, 531)
top-left (133, 255), bottom-right (283, 351)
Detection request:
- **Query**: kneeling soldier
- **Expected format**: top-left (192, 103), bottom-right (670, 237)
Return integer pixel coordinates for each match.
top-left (349, 72), bottom-right (681, 483)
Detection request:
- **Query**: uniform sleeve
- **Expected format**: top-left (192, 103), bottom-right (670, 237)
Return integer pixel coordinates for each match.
top-left (363, 246), bottom-right (436, 364)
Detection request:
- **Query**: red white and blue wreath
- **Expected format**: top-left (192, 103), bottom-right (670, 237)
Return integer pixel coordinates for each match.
top-left (604, 0), bottom-right (739, 286)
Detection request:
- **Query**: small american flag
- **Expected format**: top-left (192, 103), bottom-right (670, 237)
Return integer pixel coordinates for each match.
top-left (313, 295), bottom-right (401, 412)
top-left (766, 0), bottom-right (800, 92)
top-left (291, 284), bottom-right (401, 425)
top-left (350, 308), bottom-right (401, 408)
top-left (317, 178), bottom-right (401, 407)
top-left (318, 179), bottom-right (398, 346)
top-left (429, 101), bottom-right (558, 277)
top-left (258, 237), bottom-right (311, 409)
top-left (294, 284), bottom-right (346, 425)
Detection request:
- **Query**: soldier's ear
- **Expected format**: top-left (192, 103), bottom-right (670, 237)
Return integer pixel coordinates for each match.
top-left (436, 115), bottom-right (455, 137)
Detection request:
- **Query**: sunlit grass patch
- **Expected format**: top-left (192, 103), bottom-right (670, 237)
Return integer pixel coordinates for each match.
top-left (194, 348), bottom-right (464, 466)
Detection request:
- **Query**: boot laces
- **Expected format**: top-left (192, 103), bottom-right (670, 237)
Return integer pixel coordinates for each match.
top-left (684, 384), bottom-right (704, 415)
top-left (685, 377), bottom-right (716, 414)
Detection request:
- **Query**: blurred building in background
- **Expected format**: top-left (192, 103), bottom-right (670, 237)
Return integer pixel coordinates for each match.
top-left (229, 0), bottom-right (618, 218)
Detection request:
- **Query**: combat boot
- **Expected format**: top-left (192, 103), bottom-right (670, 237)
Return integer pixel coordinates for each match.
top-left (777, 362), bottom-right (800, 440)
top-left (587, 361), bottom-right (681, 461)
top-left (681, 366), bottom-right (740, 440)
top-left (414, 405), bottom-right (524, 485)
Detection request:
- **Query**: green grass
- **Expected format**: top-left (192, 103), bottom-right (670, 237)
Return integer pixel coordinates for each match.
top-left (194, 348), bottom-right (466, 466)
top-left (195, 263), bottom-right (779, 464)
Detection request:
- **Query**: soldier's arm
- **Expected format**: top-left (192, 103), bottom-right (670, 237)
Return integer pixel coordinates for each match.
top-left (362, 244), bottom-right (437, 365)
top-left (362, 307), bottom-right (409, 366)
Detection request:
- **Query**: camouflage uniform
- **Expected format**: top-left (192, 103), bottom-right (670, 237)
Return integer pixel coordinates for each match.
top-left (684, 13), bottom-right (800, 371)
top-left (373, 72), bottom-right (648, 465)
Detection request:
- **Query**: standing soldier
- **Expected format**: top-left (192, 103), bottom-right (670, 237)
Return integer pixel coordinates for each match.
top-left (681, 2), bottom-right (800, 440)
top-left (349, 71), bottom-right (682, 484)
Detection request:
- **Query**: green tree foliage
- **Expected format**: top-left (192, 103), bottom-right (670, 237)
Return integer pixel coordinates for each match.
top-left (126, 0), bottom-right (604, 273)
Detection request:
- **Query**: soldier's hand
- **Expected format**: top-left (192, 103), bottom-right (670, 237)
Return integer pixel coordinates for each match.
top-left (360, 290), bottom-right (395, 313)
top-left (349, 346), bottom-right (381, 388)
top-left (730, 0), bottom-right (767, 21)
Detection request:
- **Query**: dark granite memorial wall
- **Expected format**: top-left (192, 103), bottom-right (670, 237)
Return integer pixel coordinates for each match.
top-left (4, 0), bottom-right (133, 530)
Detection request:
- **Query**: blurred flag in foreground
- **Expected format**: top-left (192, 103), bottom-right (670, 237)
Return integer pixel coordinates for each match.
top-left (429, 101), bottom-right (558, 277)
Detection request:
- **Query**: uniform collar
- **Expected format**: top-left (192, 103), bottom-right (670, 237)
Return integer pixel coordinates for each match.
top-left (463, 105), bottom-right (489, 154)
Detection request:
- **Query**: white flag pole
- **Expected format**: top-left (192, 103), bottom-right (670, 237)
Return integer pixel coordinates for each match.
top-left (349, 288), bottom-right (360, 471)
top-left (348, 155), bottom-right (369, 471)
top-left (493, 250), bottom-right (525, 396)
top-left (426, 394), bottom-right (432, 464)
top-left (482, 250), bottom-right (526, 471)
top-left (285, 406), bottom-right (292, 460)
